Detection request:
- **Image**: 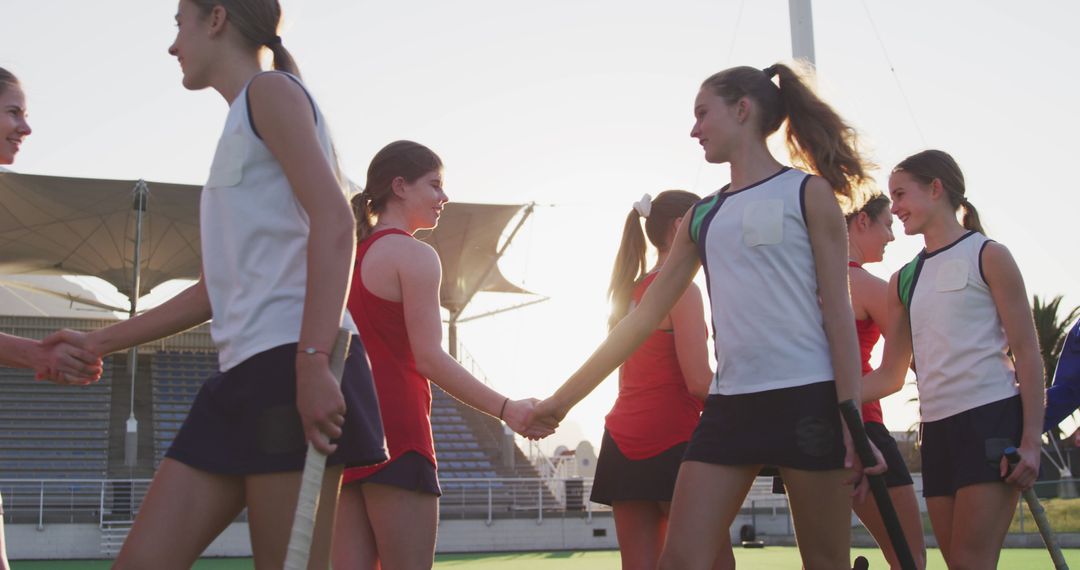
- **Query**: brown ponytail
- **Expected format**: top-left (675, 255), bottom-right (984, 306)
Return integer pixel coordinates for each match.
top-left (607, 190), bottom-right (700, 330)
top-left (191, 0), bottom-right (301, 77)
top-left (353, 141), bottom-right (443, 242)
top-left (893, 149), bottom-right (985, 235)
top-left (702, 63), bottom-right (874, 209)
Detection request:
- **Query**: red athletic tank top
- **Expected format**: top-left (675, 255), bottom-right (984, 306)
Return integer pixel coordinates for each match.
top-left (851, 261), bottom-right (884, 425)
top-left (343, 229), bottom-right (436, 484)
top-left (604, 273), bottom-right (705, 460)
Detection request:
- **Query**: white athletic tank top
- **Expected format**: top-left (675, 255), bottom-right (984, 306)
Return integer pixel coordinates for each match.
top-left (904, 231), bottom-right (1017, 422)
top-left (689, 167), bottom-right (834, 395)
top-left (200, 72), bottom-right (358, 371)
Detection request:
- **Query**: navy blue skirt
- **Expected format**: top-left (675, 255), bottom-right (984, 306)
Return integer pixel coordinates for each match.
top-left (683, 381), bottom-right (845, 471)
top-left (920, 395), bottom-right (1023, 497)
top-left (166, 338), bottom-right (388, 475)
top-left (348, 451), bottom-right (441, 496)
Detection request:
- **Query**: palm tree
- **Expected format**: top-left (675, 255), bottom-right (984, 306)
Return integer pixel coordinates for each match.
top-left (1032, 294), bottom-right (1080, 388)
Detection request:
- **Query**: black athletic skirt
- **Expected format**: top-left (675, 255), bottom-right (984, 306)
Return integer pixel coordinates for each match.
top-left (920, 395), bottom-right (1024, 497)
top-left (772, 421), bottom-right (913, 494)
top-left (683, 381), bottom-right (845, 471)
top-left (348, 451), bottom-right (441, 496)
top-left (166, 338), bottom-right (388, 475)
top-left (589, 429), bottom-right (687, 506)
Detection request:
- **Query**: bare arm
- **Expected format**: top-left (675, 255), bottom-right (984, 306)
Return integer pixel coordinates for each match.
top-left (80, 279), bottom-right (212, 356)
top-left (983, 242), bottom-right (1043, 488)
top-left (805, 178), bottom-right (886, 489)
top-left (545, 214), bottom-right (702, 419)
top-left (804, 178), bottom-right (862, 405)
top-left (248, 73), bottom-right (355, 453)
top-left (669, 281), bottom-right (712, 400)
top-left (0, 333), bottom-right (101, 380)
top-left (851, 266), bottom-right (890, 333)
top-left (0, 334), bottom-right (43, 369)
top-left (249, 73), bottom-right (355, 363)
top-left (399, 240), bottom-right (549, 436)
top-left (861, 273), bottom-right (913, 402)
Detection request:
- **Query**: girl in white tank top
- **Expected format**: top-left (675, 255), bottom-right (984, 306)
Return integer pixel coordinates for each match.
top-left (864, 149), bottom-right (1043, 568)
top-left (32, 2), bottom-right (372, 567)
top-left (530, 62), bottom-right (887, 570)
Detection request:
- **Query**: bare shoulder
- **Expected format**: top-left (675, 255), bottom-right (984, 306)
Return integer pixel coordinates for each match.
top-left (245, 72), bottom-right (310, 111)
top-left (375, 234), bottom-right (440, 275)
top-left (849, 265), bottom-right (887, 290)
top-left (979, 240), bottom-right (1021, 284)
top-left (802, 175), bottom-right (843, 222)
top-left (803, 174), bottom-right (836, 198)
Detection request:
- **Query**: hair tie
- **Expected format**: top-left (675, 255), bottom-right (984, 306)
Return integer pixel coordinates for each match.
top-left (762, 65), bottom-right (779, 79)
top-left (632, 194), bottom-right (652, 218)
top-left (265, 35), bottom-right (283, 47)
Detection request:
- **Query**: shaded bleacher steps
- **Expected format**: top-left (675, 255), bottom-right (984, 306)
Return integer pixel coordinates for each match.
top-left (0, 365), bottom-right (113, 480)
top-left (150, 351), bottom-right (217, 467)
top-left (432, 385), bottom-right (559, 518)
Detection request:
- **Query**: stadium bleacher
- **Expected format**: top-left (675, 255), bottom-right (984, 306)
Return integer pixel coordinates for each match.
top-left (0, 366), bottom-right (112, 479)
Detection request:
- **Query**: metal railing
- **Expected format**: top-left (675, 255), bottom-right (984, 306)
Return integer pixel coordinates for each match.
top-left (7, 476), bottom-right (1077, 539)
top-left (0, 477), bottom-right (603, 528)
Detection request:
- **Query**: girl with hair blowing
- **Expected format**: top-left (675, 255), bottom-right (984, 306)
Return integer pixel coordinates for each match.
top-left (590, 190), bottom-right (731, 570)
top-left (530, 62), bottom-right (885, 570)
top-left (864, 150), bottom-right (1043, 568)
top-left (332, 140), bottom-right (551, 570)
top-left (44, 1), bottom-right (388, 566)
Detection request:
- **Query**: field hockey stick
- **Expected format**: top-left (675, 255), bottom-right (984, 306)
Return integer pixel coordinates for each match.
top-left (1004, 446), bottom-right (1069, 570)
top-left (839, 400), bottom-right (918, 570)
top-left (284, 328), bottom-right (352, 570)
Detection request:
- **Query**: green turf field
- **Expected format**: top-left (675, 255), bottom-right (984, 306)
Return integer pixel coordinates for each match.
top-left (10, 547), bottom-right (1080, 569)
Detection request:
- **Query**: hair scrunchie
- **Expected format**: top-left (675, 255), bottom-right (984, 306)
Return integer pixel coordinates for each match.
top-left (632, 194), bottom-right (652, 218)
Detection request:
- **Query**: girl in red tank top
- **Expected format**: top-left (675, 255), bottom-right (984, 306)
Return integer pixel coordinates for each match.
top-left (847, 193), bottom-right (926, 569)
top-left (549, 191), bottom-right (731, 570)
top-left (332, 141), bottom-right (552, 569)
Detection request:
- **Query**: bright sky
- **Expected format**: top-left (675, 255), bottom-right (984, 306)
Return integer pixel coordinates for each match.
top-left (3, 1), bottom-right (1078, 454)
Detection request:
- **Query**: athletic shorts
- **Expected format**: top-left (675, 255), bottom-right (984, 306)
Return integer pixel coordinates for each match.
top-left (683, 381), bottom-right (845, 471)
top-left (920, 395), bottom-right (1023, 498)
top-left (865, 421), bottom-right (914, 488)
top-left (344, 451), bottom-right (441, 496)
top-left (589, 429), bottom-right (686, 506)
top-left (166, 339), bottom-right (388, 475)
top-left (772, 421), bottom-right (914, 493)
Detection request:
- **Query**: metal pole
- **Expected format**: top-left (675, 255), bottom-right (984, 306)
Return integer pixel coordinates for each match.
top-left (37, 481), bottom-right (44, 530)
top-left (788, 0), bottom-right (816, 65)
top-left (124, 180), bottom-right (148, 468)
top-left (448, 321), bottom-right (458, 360)
top-left (486, 483), bottom-right (493, 527)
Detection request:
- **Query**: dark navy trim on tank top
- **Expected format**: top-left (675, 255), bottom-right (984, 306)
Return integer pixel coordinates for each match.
top-left (798, 174), bottom-right (811, 224)
top-left (977, 239), bottom-right (995, 285)
top-left (720, 166), bottom-right (791, 197)
top-left (245, 71), bottom-right (319, 140)
top-left (919, 230), bottom-right (975, 260)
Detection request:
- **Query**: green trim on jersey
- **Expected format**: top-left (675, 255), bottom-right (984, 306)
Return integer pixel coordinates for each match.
top-left (897, 254), bottom-right (921, 312)
top-left (689, 194), bottom-right (721, 244)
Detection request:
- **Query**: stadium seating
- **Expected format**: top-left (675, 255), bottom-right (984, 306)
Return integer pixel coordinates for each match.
top-left (0, 366), bottom-right (112, 479)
